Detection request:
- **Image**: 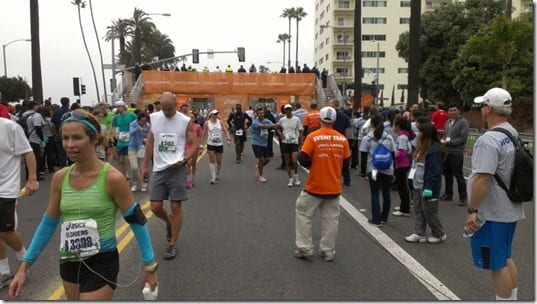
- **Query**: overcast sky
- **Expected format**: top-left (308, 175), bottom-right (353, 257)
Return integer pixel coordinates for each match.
top-left (1, 0), bottom-right (315, 106)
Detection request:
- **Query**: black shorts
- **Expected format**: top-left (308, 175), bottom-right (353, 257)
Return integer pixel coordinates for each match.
top-left (0, 197), bottom-right (17, 232)
top-left (233, 134), bottom-right (247, 144)
top-left (281, 143), bottom-right (299, 154)
top-left (252, 145), bottom-right (271, 158)
top-left (207, 144), bottom-right (224, 153)
top-left (60, 249), bottom-right (119, 292)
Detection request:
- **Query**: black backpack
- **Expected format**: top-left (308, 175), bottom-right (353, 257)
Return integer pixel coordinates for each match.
top-left (18, 112), bottom-right (36, 138)
top-left (492, 128), bottom-right (534, 203)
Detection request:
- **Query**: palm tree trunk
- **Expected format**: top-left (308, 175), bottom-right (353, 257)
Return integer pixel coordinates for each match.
top-left (77, 5), bottom-right (101, 103)
top-left (30, 0), bottom-right (43, 103)
top-left (287, 18), bottom-right (292, 69)
top-left (353, 0), bottom-right (362, 110)
top-left (282, 41), bottom-right (286, 70)
top-left (408, 0), bottom-right (421, 108)
top-left (89, 0), bottom-right (107, 104)
top-left (295, 19), bottom-right (299, 70)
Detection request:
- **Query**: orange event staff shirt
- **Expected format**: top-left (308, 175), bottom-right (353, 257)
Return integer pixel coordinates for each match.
top-left (303, 109), bottom-right (321, 131)
top-left (301, 126), bottom-right (351, 196)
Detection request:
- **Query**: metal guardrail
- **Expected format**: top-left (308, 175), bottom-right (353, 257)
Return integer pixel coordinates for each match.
top-left (463, 130), bottom-right (534, 177)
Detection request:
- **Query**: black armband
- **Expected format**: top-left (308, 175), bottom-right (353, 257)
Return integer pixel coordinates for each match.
top-left (298, 151), bottom-right (312, 168)
top-left (123, 203), bottom-right (147, 225)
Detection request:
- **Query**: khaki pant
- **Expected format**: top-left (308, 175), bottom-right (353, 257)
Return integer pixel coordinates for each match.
top-left (128, 150), bottom-right (146, 188)
top-left (295, 190), bottom-right (341, 254)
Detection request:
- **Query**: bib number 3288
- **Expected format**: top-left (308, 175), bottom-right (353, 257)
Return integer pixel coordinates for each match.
top-left (59, 219), bottom-right (100, 261)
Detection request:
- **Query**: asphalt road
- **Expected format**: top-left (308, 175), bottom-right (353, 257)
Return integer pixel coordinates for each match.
top-left (2, 143), bottom-right (534, 301)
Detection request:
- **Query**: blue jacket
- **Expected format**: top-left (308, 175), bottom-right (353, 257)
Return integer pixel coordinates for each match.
top-left (128, 120), bottom-right (150, 150)
top-left (423, 144), bottom-right (443, 198)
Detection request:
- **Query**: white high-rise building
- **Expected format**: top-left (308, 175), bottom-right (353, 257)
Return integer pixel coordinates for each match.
top-left (314, 0), bottom-right (533, 105)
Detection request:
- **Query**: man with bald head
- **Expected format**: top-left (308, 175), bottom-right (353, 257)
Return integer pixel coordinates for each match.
top-left (142, 92), bottom-right (199, 260)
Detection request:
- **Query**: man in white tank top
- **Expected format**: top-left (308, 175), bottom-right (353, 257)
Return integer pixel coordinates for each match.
top-left (142, 92), bottom-right (199, 260)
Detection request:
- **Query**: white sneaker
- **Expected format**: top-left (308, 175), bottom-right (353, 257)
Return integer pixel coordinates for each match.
top-left (131, 185), bottom-right (138, 192)
top-left (210, 178), bottom-right (217, 185)
top-left (427, 234), bottom-right (447, 244)
top-left (392, 211), bottom-right (410, 217)
top-left (293, 176), bottom-right (301, 186)
top-left (288, 178), bottom-right (293, 187)
top-left (140, 186), bottom-right (147, 192)
top-left (258, 176), bottom-right (267, 183)
top-left (404, 233), bottom-right (426, 243)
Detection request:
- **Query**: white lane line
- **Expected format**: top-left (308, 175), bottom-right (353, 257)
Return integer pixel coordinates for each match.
top-left (339, 196), bottom-right (460, 300)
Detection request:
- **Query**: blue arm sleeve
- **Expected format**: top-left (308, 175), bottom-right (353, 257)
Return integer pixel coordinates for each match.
top-left (122, 203), bottom-right (155, 264)
top-left (23, 213), bottom-right (60, 264)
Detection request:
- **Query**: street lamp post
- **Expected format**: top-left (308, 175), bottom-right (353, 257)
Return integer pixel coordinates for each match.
top-left (3, 38), bottom-right (31, 77)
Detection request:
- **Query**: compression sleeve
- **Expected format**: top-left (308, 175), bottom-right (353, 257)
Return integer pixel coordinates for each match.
top-left (122, 203), bottom-right (155, 264)
top-left (23, 213), bottom-right (60, 264)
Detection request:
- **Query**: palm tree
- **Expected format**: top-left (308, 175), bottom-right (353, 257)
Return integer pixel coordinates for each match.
top-left (280, 8), bottom-right (296, 69)
top-left (145, 30), bottom-right (175, 65)
top-left (30, 0), bottom-right (43, 103)
top-left (104, 18), bottom-right (131, 65)
top-left (293, 7), bottom-right (307, 70)
top-left (276, 33), bottom-right (290, 69)
top-left (72, 0), bottom-right (101, 102)
top-left (88, 0), bottom-right (107, 103)
top-left (128, 8), bottom-right (155, 65)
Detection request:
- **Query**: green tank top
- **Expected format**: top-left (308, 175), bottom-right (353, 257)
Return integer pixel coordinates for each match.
top-left (60, 162), bottom-right (118, 252)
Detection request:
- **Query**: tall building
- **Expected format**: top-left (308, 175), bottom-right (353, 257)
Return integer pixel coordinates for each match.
top-left (314, 0), bottom-right (533, 105)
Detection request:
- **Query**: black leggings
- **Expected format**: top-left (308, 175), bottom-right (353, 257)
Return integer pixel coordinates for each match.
top-left (394, 167), bottom-right (411, 213)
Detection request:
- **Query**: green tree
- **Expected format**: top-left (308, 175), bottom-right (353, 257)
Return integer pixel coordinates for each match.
top-left (280, 8), bottom-right (296, 70)
top-left (0, 76), bottom-right (32, 102)
top-left (396, 0), bottom-right (505, 104)
top-left (293, 7), bottom-right (307, 70)
top-left (128, 8), bottom-right (156, 65)
top-left (72, 0), bottom-right (101, 102)
top-left (452, 13), bottom-right (533, 107)
top-left (104, 18), bottom-right (131, 65)
top-left (276, 33), bottom-right (290, 69)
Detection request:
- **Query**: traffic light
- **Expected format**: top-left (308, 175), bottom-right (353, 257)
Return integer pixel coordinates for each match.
top-left (73, 77), bottom-right (80, 96)
top-left (81, 84), bottom-right (86, 95)
top-left (237, 47), bottom-right (245, 62)
top-left (192, 49), bottom-right (199, 64)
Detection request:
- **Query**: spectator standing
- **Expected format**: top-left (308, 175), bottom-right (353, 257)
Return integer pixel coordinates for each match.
top-left (330, 99), bottom-right (352, 186)
top-left (294, 106), bottom-right (350, 261)
top-left (359, 114), bottom-right (396, 227)
top-left (430, 101), bottom-right (449, 137)
top-left (440, 103), bottom-right (469, 206)
top-left (404, 122), bottom-right (447, 243)
top-left (466, 88), bottom-right (524, 300)
top-left (392, 116), bottom-right (415, 217)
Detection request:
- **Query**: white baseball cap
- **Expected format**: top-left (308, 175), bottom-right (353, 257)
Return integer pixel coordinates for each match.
top-left (115, 100), bottom-right (127, 107)
top-left (284, 104), bottom-right (293, 110)
top-left (320, 106), bottom-right (337, 123)
top-left (209, 109), bottom-right (219, 115)
top-left (474, 88), bottom-right (512, 108)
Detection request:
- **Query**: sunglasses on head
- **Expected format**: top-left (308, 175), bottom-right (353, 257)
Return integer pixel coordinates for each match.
top-left (61, 111), bottom-right (98, 133)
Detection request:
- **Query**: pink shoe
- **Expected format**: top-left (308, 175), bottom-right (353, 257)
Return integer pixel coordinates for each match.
top-left (186, 179), bottom-right (193, 189)
top-left (191, 179), bottom-right (196, 187)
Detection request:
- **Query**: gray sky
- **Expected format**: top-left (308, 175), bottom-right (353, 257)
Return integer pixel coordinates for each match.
top-left (1, 0), bottom-right (315, 106)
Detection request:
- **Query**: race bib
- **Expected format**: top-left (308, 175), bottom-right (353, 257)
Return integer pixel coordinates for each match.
top-left (209, 131), bottom-right (223, 144)
top-left (158, 133), bottom-right (178, 153)
top-left (118, 132), bottom-right (130, 142)
top-left (59, 219), bottom-right (100, 261)
top-left (260, 129), bottom-right (268, 139)
top-left (235, 129), bottom-right (244, 136)
top-left (284, 129), bottom-right (297, 143)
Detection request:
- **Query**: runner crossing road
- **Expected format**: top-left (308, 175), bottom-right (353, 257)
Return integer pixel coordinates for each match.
top-left (2, 140), bottom-right (534, 300)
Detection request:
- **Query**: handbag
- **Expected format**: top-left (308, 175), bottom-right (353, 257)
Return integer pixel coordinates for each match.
top-left (136, 145), bottom-right (146, 158)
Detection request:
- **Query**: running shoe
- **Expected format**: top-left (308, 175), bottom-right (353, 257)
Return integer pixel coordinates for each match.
top-left (258, 176), bottom-right (267, 183)
top-left (163, 245), bottom-right (177, 260)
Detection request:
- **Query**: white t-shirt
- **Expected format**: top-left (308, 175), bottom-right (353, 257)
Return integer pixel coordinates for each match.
top-left (149, 111), bottom-right (190, 172)
top-left (0, 118), bottom-right (33, 198)
top-left (278, 116), bottom-right (303, 144)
